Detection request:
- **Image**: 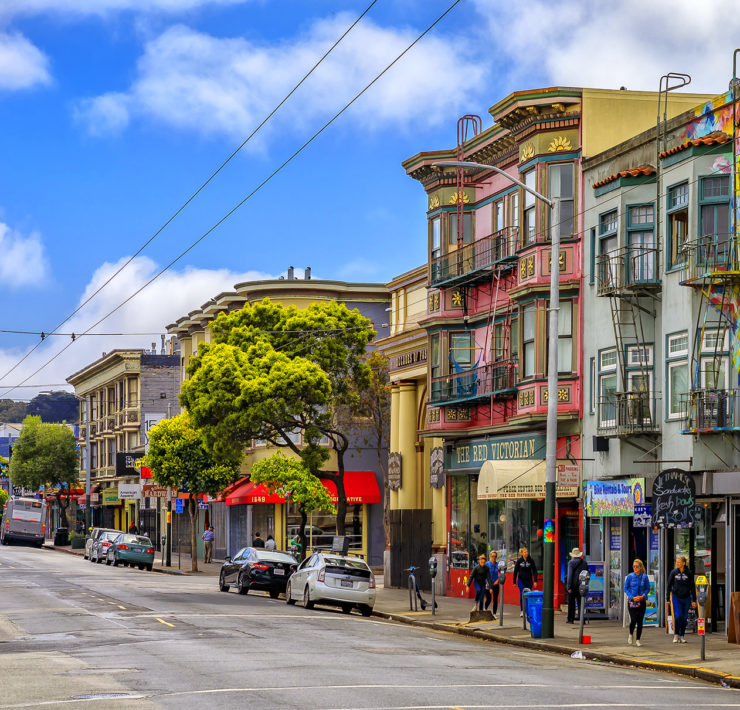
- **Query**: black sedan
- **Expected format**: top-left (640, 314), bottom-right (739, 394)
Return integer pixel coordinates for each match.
top-left (219, 547), bottom-right (296, 598)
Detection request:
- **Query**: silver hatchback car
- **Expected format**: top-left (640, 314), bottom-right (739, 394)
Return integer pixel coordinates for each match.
top-left (286, 552), bottom-right (375, 616)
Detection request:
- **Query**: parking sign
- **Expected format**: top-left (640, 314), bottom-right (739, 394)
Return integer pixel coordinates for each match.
top-left (175, 498), bottom-right (183, 514)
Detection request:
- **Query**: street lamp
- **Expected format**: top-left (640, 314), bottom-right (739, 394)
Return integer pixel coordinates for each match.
top-left (432, 160), bottom-right (560, 639)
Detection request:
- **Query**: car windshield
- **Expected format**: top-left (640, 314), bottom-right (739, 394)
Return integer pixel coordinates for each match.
top-left (102, 532), bottom-right (120, 541)
top-left (255, 551), bottom-right (295, 563)
top-left (122, 535), bottom-right (151, 545)
top-left (323, 556), bottom-right (368, 570)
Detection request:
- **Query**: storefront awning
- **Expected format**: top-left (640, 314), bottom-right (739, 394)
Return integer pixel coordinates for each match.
top-left (225, 472), bottom-right (381, 506)
top-left (477, 459), bottom-right (580, 500)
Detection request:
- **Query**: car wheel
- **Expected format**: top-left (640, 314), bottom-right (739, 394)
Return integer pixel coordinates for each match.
top-left (219, 572), bottom-right (230, 593)
top-left (146, 564), bottom-right (153, 571)
top-left (269, 589), bottom-right (280, 599)
top-left (285, 581), bottom-right (296, 604)
top-left (138, 564), bottom-right (145, 570)
top-left (97, 554), bottom-right (104, 564)
top-left (303, 586), bottom-right (315, 609)
top-left (112, 555), bottom-right (119, 567)
top-left (83, 553), bottom-right (88, 560)
top-left (359, 604), bottom-right (373, 617)
top-left (237, 573), bottom-right (249, 595)
top-left (341, 603), bottom-right (352, 614)
top-left (105, 555), bottom-right (112, 566)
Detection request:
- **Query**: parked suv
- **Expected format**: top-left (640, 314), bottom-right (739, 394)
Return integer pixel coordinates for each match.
top-left (84, 527), bottom-right (118, 560)
top-left (89, 530), bottom-right (121, 563)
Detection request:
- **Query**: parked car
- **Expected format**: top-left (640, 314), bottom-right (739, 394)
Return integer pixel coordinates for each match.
top-left (219, 547), bottom-right (296, 598)
top-left (286, 552), bottom-right (375, 616)
top-left (106, 534), bottom-right (155, 570)
top-left (84, 527), bottom-right (118, 560)
top-left (89, 530), bottom-right (121, 563)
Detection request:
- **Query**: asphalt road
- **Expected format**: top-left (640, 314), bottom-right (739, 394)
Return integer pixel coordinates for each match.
top-left (0, 546), bottom-right (738, 710)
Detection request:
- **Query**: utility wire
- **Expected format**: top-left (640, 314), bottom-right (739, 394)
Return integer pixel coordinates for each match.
top-left (0, 0), bottom-right (464, 400)
top-left (0, 0), bottom-right (378, 385)
top-left (0, 326), bottom-right (370, 338)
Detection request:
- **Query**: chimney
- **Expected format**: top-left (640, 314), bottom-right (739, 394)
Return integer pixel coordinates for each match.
top-left (161, 334), bottom-right (166, 354)
top-left (305, 266), bottom-right (311, 280)
top-left (151, 342), bottom-right (157, 354)
top-left (287, 266), bottom-right (294, 280)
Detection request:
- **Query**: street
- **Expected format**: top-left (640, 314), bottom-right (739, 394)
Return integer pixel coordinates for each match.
top-left (0, 548), bottom-right (736, 709)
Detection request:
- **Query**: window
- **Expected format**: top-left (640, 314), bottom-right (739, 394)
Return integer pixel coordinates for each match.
top-left (668, 332), bottom-right (689, 358)
top-left (549, 163), bottom-right (574, 238)
top-left (701, 359), bottom-right (727, 390)
top-left (449, 212), bottom-right (473, 246)
top-left (509, 193), bottom-right (519, 230)
top-left (598, 209), bottom-right (618, 286)
top-left (450, 332), bottom-right (473, 370)
top-left (510, 318), bottom-right (519, 363)
top-left (430, 333), bottom-right (441, 400)
top-left (107, 439), bottom-right (115, 467)
top-left (589, 357), bottom-right (596, 414)
top-left (127, 431), bottom-right (139, 449)
top-left (522, 305), bottom-right (536, 377)
top-left (90, 394), bottom-right (98, 420)
top-left (283, 429), bottom-right (302, 445)
top-left (431, 216), bottom-right (441, 260)
top-left (127, 379), bottom-right (138, 407)
top-left (667, 361), bottom-right (688, 419)
top-left (492, 321), bottom-right (505, 361)
top-left (699, 175), bottom-right (730, 247)
top-left (547, 300), bottom-right (573, 373)
top-left (627, 345), bottom-right (653, 367)
top-left (107, 387), bottom-right (115, 414)
top-left (600, 349), bottom-right (617, 371)
top-left (493, 199), bottom-right (504, 233)
top-left (598, 348), bottom-right (618, 428)
top-left (701, 328), bottom-right (728, 353)
top-left (667, 182), bottom-right (689, 266)
top-left (522, 170), bottom-right (536, 245)
top-left (91, 443), bottom-right (98, 469)
top-left (627, 204), bottom-right (655, 282)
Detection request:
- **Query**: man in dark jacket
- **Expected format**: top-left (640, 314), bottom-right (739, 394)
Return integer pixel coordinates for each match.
top-left (252, 532), bottom-right (265, 548)
top-left (566, 547), bottom-right (589, 623)
top-left (513, 548), bottom-right (538, 617)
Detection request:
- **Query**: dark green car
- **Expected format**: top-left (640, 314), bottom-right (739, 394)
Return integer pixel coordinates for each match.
top-left (106, 534), bottom-right (155, 570)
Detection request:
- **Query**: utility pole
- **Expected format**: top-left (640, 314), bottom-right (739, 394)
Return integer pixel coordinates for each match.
top-left (84, 396), bottom-right (91, 531)
top-left (165, 401), bottom-right (172, 567)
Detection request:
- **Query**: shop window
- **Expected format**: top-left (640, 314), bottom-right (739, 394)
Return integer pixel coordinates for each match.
top-left (286, 502), bottom-right (363, 553)
top-left (548, 163), bottom-right (574, 238)
top-left (667, 182), bottom-right (689, 267)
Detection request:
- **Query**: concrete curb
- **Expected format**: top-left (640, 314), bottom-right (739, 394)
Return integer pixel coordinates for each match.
top-left (43, 543), bottom-right (191, 576)
top-left (372, 610), bottom-right (740, 690)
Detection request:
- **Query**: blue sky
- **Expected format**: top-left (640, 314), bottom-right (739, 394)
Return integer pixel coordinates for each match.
top-left (0, 0), bottom-right (738, 397)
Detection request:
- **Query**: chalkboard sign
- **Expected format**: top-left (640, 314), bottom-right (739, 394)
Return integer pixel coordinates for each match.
top-left (651, 468), bottom-right (696, 528)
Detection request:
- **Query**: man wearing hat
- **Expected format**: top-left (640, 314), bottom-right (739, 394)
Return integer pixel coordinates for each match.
top-left (566, 547), bottom-right (589, 624)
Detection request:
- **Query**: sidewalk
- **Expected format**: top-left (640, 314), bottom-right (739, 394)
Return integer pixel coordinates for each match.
top-left (44, 544), bottom-right (740, 688)
top-left (374, 586), bottom-right (740, 689)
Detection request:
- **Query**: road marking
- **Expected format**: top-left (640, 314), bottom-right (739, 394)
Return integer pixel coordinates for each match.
top-left (8, 566), bottom-right (14, 569)
top-left (155, 617), bottom-right (175, 627)
top-left (96, 598), bottom-right (105, 602)
top-left (117, 605), bottom-right (126, 610)
top-left (107, 602), bottom-right (117, 606)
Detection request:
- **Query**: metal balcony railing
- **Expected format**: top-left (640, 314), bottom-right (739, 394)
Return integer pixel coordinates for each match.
top-left (429, 227), bottom-right (519, 287)
top-left (681, 235), bottom-right (739, 283)
top-left (429, 361), bottom-right (518, 405)
top-left (681, 388), bottom-right (740, 433)
top-left (596, 247), bottom-right (660, 296)
top-left (597, 391), bottom-right (659, 437)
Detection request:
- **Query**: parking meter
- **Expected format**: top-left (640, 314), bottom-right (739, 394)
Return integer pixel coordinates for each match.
top-left (578, 569), bottom-right (590, 643)
top-left (428, 557), bottom-right (438, 615)
top-left (161, 534), bottom-right (167, 564)
top-left (696, 575), bottom-right (708, 660)
top-left (498, 566), bottom-right (506, 627)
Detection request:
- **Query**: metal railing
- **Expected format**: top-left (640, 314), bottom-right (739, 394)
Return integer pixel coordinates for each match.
top-left (682, 235), bottom-right (739, 283)
top-left (429, 227), bottom-right (519, 287)
top-left (681, 388), bottom-right (740, 432)
top-left (429, 361), bottom-right (517, 405)
top-left (597, 391), bottom-right (659, 436)
top-left (596, 246), bottom-right (659, 296)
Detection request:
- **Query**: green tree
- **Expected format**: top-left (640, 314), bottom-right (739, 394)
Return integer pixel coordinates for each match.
top-left (9, 416), bottom-right (78, 528)
top-left (144, 413), bottom-right (239, 572)
top-left (0, 399), bottom-right (28, 421)
top-left (0, 488), bottom-right (9, 513)
top-left (181, 298), bottom-right (376, 543)
top-left (27, 391), bottom-right (78, 423)
top-left (250, 452), bottom-right (335, 559)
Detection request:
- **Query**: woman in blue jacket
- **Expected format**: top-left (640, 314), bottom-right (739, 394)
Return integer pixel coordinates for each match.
top-left (624, 558), bottom-right (650, 646)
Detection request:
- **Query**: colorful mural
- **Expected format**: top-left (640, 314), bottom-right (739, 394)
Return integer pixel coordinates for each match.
top-left (706, 283), bottom-right (740, 387)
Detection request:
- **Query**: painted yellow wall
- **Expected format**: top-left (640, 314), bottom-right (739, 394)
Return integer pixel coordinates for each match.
top-left (581, 89), bottom-right (714, 158)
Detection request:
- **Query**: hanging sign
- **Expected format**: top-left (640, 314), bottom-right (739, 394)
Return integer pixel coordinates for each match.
top-left (175, 498), bottom-right (183, 514)
top-left (634, 504), bottom-right (652, 528)
top-left (388, 452), bottom-right (402, 490)
top-left (651, 468), bottom-right (696, 528)
top-left (584, 478), bottom-right (644, 517)
top-left (430, 447), bottom-right (445, 489)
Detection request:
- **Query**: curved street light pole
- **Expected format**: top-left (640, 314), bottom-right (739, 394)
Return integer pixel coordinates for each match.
top-left (433, 160), bottom-right (559, 638)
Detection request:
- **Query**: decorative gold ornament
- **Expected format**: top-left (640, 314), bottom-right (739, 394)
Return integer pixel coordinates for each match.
top-left (428, 195), bottom-right (441, 210)
top-left (520, 142), bottom-right (535, 162)
top-left (451, 291), bottom-right (463, 307)
top-left (448, 191), bottom-right (470, 205)
top-left (547, 136), bottom-right (573, 152)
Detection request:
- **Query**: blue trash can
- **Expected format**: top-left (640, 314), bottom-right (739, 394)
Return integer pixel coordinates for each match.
top-left (524, 590), bottom-right (543, 638)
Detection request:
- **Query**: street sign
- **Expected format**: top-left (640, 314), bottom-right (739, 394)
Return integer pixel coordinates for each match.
top-left (115, 452), bottom-right (144, 477)
top-left (118, 483), bottom-right (142, 500)
top-left (175, 498), bottom-right (183, 514)
top-left (197, 500), bottom-right (208, 510)
top-left (142, 485), bottom-right (177, 498)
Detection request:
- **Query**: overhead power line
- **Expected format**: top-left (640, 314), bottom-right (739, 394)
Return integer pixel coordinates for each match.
top-left (0, 0), bottom-right (378, 386)
top-left (0, 0), bottom-right (464, 400)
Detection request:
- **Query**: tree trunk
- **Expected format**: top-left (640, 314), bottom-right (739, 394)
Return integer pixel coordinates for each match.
top-left (334, 447), bottom-right (347, 538)
top-left (188, 495), bottom-right (199, 573)
top-left (59, 496), bottom-right (72, 531)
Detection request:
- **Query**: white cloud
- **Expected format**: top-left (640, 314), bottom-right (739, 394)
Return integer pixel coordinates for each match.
top-left (0, 256), bottom-right (275, 397)
top-left (0, 31), bottom-right (50, 91)
top-left (472, 0), bottom-right (740, 94)
top-left (75, 16), bottom-right (486, 139)
top-left (338, 258), bottom-right (382, 280)
top-left (0, 0), bottom-right (246, 19)
top-left (0, 222), bottom-right (48, 287)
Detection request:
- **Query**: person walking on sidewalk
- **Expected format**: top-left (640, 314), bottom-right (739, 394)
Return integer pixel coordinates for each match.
top-left (202, 526), bottom-right (214, 564)
top-left (484, 550), bottom-right (501, 619)
top-left (566, 547), bottom-right (588, 624)
top-left (624, 558), bottom-right (650, 647)
top-left (513, 547), bottom-right (538, 617)
top-left (129, 521), bottom-right (138, 535)
top-left (666, 555), bottom-right (696, 644)
top-left (252, 532), bottom-right (265, 548)
top-left (264, 534), bottom-right (277, 551)
top-left (468, 554), bottom-right (490, 612)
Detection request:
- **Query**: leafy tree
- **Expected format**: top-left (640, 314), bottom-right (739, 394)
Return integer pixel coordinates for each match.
top-left (0, 488), bottom-right (9, 514)
top-left (181, 298), bottom-right (376, 543)
top-left (27, 391), bottom-right (78, 423)
top-left (144, 413), bottom-right (239, 572)
top-left (9, 416), bottom-right (78, 528)
top-left (250, 452), bottom-right (335, 559)
top-left (0, 399), bottom-right (28, 421)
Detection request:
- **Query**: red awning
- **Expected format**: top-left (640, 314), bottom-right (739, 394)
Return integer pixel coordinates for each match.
top-left (320, 472), bottom-right (381, 505)
top-left (226, 481), bottom-right (285, 506)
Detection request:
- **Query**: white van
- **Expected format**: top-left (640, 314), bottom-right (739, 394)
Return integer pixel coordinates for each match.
top-left (1, 497), bottom-right (47, 547)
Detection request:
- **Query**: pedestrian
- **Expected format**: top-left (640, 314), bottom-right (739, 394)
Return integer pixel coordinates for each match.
top-left (202, 526), bottom-right (215, 563)
top-left (467, 554), bottom-right (490, 613)
top-left (566, 547), bottom-right (589, 624)
top-left (513, 547), bottom-right (538, 617)
top-left (484, 550), bottom-right (501, 619)
top-left (128, 521), bottom-right (138, 535)
top-left (666, 555), bottom-right (696, 644)
top-left (252, 531), bottom-right (265, 548)
top-left (624, 558), bottom-right (650, 647)
top-left (264, 534), bottom-right (277, 551)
